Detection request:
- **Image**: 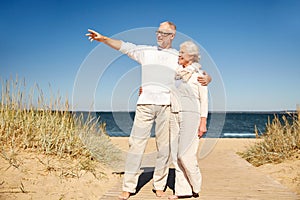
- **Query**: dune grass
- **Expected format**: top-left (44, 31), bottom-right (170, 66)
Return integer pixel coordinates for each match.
top-left (0, 77), bottom-right (121, 177)
top-left (239, 110), bottom-right (300, 167)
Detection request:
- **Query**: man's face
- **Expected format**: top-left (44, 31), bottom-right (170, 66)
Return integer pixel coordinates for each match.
top-left (156, 23), bottom-right (175, 49)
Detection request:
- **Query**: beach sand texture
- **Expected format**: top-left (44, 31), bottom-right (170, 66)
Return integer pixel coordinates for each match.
top-left (1, 138), bottom-right (299, 199)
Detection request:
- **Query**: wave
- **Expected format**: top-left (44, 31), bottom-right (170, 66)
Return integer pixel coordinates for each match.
top-left (223, 133), bottom-right (256, 138)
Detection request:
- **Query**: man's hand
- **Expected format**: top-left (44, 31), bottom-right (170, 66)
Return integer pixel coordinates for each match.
top-left (85, 29), bottom-right (122, 50)
top-left (86, 29), bottom-right (108, 42)
top-left (197, 71), bottom-right (212, 86)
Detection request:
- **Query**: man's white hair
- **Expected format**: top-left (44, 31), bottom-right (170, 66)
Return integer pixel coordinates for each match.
top-left (180, 41), bottom-right (200, 63)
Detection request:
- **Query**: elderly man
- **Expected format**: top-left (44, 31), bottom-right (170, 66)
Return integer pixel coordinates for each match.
top-left (86, 21), bottom-right (211, 199)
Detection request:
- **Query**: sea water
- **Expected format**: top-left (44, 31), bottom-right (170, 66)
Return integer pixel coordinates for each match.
top-left (80, 111), bottom-right (295, 138)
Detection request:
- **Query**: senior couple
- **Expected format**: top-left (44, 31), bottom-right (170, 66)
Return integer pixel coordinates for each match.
top-left (86, 21), bottom-right (210, 200)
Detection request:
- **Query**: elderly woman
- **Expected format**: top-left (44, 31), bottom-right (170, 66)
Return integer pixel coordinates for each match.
top-left (169, 41), bottom-right (208, 199)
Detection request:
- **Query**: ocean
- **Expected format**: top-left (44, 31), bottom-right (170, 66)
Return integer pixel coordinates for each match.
top-left (84, 111), bottom-right (296, 138)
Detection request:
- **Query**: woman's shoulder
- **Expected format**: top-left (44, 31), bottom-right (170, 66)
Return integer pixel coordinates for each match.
top-left (190, 72), bottom-right (200, 83)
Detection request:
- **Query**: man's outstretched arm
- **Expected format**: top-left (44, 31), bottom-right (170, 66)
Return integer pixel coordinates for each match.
top-left (86, 29), bottom-right (122, 50)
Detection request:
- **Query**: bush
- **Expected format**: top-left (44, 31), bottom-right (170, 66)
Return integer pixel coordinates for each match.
top-left (0, 77), bottom-right (121, 175)
top-left (238, 110), bottom-right (300, 167)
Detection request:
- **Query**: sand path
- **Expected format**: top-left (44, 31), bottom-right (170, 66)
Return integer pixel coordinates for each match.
top-left (1, 138), bottom-right (298, 199)
top-left (101, 138), bottom-right (299, 200)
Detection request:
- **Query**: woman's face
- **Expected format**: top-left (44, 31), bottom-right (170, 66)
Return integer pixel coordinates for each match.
top-left (178, 46), bottom-right (193, 67)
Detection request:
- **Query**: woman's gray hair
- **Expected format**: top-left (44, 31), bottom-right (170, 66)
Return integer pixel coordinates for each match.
top-left (180, 41), bottom-right (201, 62)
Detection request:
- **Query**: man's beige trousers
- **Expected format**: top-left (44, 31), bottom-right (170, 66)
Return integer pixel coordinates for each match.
top-left (122, 104), bottom-right (170, 193)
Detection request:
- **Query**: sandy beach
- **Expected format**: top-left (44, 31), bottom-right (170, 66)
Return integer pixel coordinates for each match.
top-left (1, 138), bottom-right (299, 199)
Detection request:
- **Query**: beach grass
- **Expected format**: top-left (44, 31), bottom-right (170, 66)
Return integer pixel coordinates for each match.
top-left (0, 77), bottom-right (121, 176)
top-left (239, 110), bottom-right (300, 167)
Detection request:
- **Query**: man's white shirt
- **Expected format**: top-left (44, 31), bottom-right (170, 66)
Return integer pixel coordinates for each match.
top-left (119, 41), bottom-right (179, 105)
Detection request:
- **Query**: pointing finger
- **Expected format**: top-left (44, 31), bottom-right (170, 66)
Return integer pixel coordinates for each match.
top-left (88, 29), bottom-right (97, 34)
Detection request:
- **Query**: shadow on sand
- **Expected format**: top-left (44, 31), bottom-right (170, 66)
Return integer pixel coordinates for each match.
top-left (132, 167), bottom-right (175, 196)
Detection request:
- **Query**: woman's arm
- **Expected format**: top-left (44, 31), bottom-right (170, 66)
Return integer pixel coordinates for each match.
top-left (197, 77), bottom-right (209, 138)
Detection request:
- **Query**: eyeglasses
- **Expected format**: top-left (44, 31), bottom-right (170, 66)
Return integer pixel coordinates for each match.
top-left (155, 30), bottom-right (173, 37)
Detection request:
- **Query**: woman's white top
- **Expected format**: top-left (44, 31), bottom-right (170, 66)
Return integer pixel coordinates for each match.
top-left (171, 63), bottom-right (208, 117)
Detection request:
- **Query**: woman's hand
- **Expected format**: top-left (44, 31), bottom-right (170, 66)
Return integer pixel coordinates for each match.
top-left (198, 117), bottom-right (207, 138)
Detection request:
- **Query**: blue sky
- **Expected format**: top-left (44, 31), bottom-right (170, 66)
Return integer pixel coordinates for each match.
top-left (1, 0), bottom-right (299, 111)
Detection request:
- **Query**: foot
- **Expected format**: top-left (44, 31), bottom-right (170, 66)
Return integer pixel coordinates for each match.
top-left (155, 190), bottom-right (166, 197)
top-left (192, 192), bottom-right (199, 198)
top-left (118, 191), bottom-right (130, 200)
top-left (168, 195), bottom-right (178, 199)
